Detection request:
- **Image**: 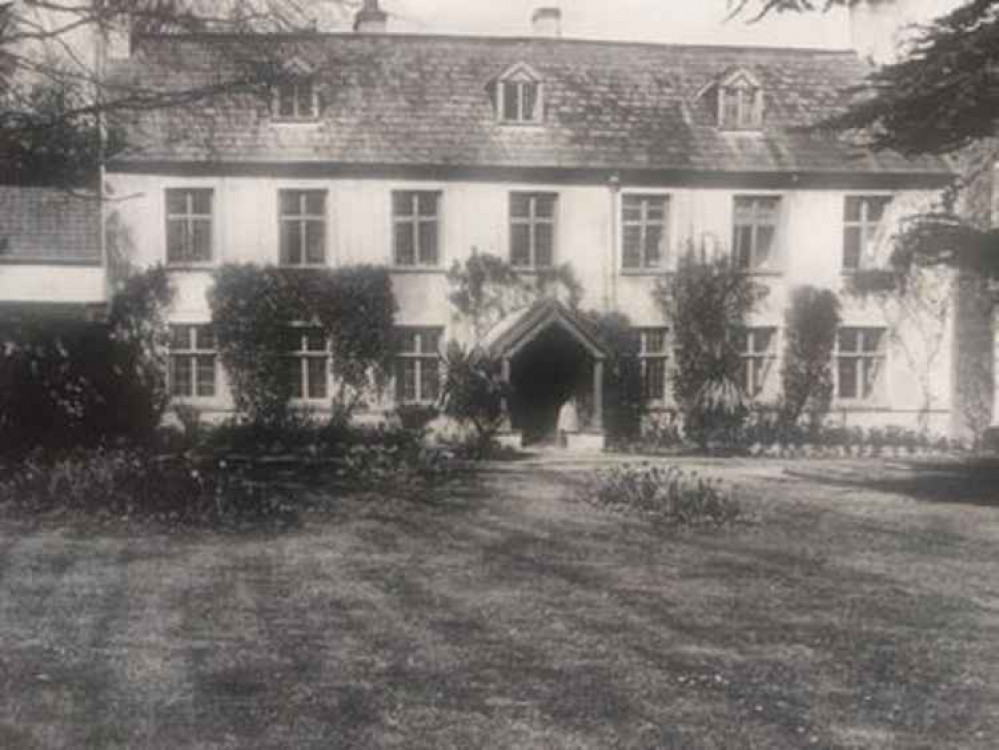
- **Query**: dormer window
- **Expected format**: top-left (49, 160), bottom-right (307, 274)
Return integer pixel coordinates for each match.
top-left (494, 63), bottom-right (543, 124)
top-left (715, 69), bottom-right (763, 130)
top-left (272, 58), bottom-right (319, 122)
top-left (274, 77), bottom-right (317, 121)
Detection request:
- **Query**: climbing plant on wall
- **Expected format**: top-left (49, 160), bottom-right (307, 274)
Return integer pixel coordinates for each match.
top-left (209, 264), bottom-right (396, 426)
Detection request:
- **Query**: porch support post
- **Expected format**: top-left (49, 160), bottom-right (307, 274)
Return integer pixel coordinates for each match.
top-left (501, 357), bottom-right (512, 431)
top-left (592, 359), bottom-right (604, 431)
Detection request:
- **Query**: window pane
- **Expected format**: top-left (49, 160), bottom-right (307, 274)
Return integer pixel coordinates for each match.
top-left (645, 359), bottom-right (665, 401)
top-left (522, 83), bottom-right (538, 121)
top-left (868, 197), bottom-right (890, 222)
top-left (722, 90), bottom-right (739, 126)
top-left (535, 224), bottom-right (554, 267)
top-left (166, 190), bottom-right (187, 215)
top-left (535, 195), bottom-right (556, 218)
top-left (195, 326), bottom-right (215, 351)
top-left (396, 329), bottom-right (418, 354)
top-left (280, 191), bottom-right (300, 216)
top-left (510, 224), bottom-right (531, 266)
top-left (297, 81), bottom-right (314, 117)
top-left (862, 358), bottom-right (881, 399)
top-left (503, 82), bottom-right (520, 120)
top-left (733, 197), bottom-right (754, 222)
top-left (843, 227), bottom-right (862, 269)
top-left (645, 329), bottom-right (667, 353)
top-left (862, 329), bottom-right (883, 353)
top-left (190, 190), bottom-right (212, 215)
top-left (622, 196), bottom-right (642, 222)
top-left (305, 220), bottom-right (325, 264)
top-left (307, 357), bottom-right (328, 399)
top-left (282, 328), bottom-right (302, 352)
top-left (166, 220), bottom-right (185, 263)
top-left (838, 329), bottom-right (859, 353)
top-left (417, 192), bottom-right (438, 217)
top-left (734, 226), bottom-right (753, 268)
top-left (421, 358), bottom-right (440, 402)
top-left (191, 219), bottom-right (212, 261)
top-left (644, 225), bottom-right (663, 266)
top-left (403, 360), bottom-right (417, 402)
top-left (510, 194), bottom-right (530, 218)
top-left (196, 356), bottom-right (216, 397)
top-left (304, 328), bottom-right (325, 352)
top-left (647, 199), bottom-right (666, 221)
top-left (844, 196), bottom-right (862, 222)
top-left (282, 220), bottom-right (302, 265)
top-left (394, 222), bottom-right (415, 266)
top-left (278, 84), bottom-right (295, 117)
top-left (288, 359), bottom-right (303, 399)
top-left (170, 325), bottom-right (191, 350)
top-left (755, 225), bottom-right (774, 266)
top-left (838, 358), bottom-right (858, 399)
top-left (305, 191), bottom-right (325, 215)
top-left (732, 328), bottom-right (749, 354)
top-left (171, 355), bottom-right (193, 397)
top-left (420, 329), bottom-right (441, 354)
top-left (622, 226), bottom-right (642, 268)
top-left (418, 221), bottom-right (438, 266)
top-left (393, 192), bottom-right (414, 218)
top-left (754, 329), bottom-right (774, 354)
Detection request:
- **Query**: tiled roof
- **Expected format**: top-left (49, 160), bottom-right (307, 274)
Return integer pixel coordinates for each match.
top-left (108, 32), bottom-right (950, 178)
top-left (0, 187), bottom-right (101, 263)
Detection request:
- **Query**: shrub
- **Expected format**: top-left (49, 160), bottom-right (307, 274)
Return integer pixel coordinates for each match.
top-left (584, 310), bottom-right (645, 442)
top-left (439, 341), bottom-right (509, 450)
top-left (0, 267), bottom-right (173, 455)
top-left (394, 404), bottom-right (440, 434)
top-left (583, 463), bottom-right (742, 529)
top-left (655, 253), bottom-right (762, 450)
top-left (781, 286), bottom-right (841, 428)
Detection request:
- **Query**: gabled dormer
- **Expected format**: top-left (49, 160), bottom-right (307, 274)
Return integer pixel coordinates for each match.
top-left (272, 57), bottom-right (319, 123)
top-left (697, 67), bottom-right (764, 131)
top-left (492, 63), bottom-right (544, 125)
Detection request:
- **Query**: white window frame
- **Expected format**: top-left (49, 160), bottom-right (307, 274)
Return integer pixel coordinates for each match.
top-left (637, 327), bottom-right (669, 404)
top-left (278, 189), bottom-right (327, 267)
top-left (842, 194), bottom-right (893, 272)
top-left (165, 188), bottom-right (214, 266)
top-left (394, 327), bottom-right (443, 405)
top-left (273, 78), bottom-right (318, 122)
top-left (733, 326), bottom-right (777, 399)
top-left (509, 192), bottom-right (558, 270)
top-left (169, 324), bottom-right (217, 400)
top-left (732, 194), bottom-right (781, 272)
top-left (621, 193), bottom-right (670, 272)
top-left (391, 190), bottom-right (442, 268)
top-left (285, 326), bottom-right (330, 402)
top-left (834, 326), bottom-right (888, 405)
top-left (496, 66), bottom-right (543, 124)
top-left (717, 70), bottom-right (763, 130)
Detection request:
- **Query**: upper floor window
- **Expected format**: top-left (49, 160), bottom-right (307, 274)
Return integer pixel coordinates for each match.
top-left (279, 190), bottom-right (326, 266)
top-left (732, 195), bottom-right (780, 271)
top-left (510, 192), bottom-right (556, 269)
top-left (393, 191), bottom-right (441, 267)
top-left (274, 78), bottom-right (317, 122)
top-left (717, 69), bottom-right (763, 130)
top-left (733, 326), bottom-right (777, 398)
top-left (395, 327), bottom-right (442, 405)
top-left (835, 327), bottom-right (887, 402)
top-left (495, 63), bottom-right (543, 124)
top-left (165, 188), bottom-right (213, 265)
top-left (843, 195), bottom-right (892, 271)
top-left (169, 324), bottom-right (216, 398)
top-left (284, 327), bottom-right (328, 401)
top-left (622, 195), bottom-right (669, 271)
top-left (636, 327), bottom-right (669, 403)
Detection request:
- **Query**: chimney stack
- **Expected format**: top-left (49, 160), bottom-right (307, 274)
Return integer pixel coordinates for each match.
top-left (531, 7), bottom-right (562, 37)
top-left (354, 0), bottom-right (387, 33)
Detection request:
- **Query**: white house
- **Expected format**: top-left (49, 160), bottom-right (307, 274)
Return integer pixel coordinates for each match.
top-left (7, 2), bottom-right (974, 443)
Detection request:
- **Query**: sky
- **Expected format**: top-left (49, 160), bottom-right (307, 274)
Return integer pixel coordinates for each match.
top-left (375, 0), bottom-right (855, 48)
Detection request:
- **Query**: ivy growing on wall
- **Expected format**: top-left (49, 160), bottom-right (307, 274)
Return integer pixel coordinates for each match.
top-left (780, 286), bottom-right (841, 428)
top-left (209, 264), bottom-right (396, 426)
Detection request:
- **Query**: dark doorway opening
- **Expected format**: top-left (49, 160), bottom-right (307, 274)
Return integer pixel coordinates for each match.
top-left (509, 323), bottom-right (593, 445)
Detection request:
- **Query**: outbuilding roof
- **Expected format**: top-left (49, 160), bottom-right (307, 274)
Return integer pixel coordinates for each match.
top-left (107, 32), bottom-right (950, 181)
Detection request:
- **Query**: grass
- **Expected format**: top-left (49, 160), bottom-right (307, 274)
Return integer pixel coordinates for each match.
top-left (0, 456), bottom-right (996, 749)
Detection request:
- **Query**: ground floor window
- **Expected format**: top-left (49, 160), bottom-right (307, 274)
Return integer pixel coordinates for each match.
top-left (169, 324), bottom-right (217, 398)
top-left (733, 326), bottom-right (777, 398)
top-left (835, 327), bottom-right (887, 402)
top-left (285, 326), bottom-right (329, 400)
top-left (395, 327), bottom-right (442, 404)
top-left (636, 327), bottom-right (669, 403)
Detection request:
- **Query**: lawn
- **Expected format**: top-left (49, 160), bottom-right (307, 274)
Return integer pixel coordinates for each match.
top-left (0, 455), bottom-right (996, 749)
